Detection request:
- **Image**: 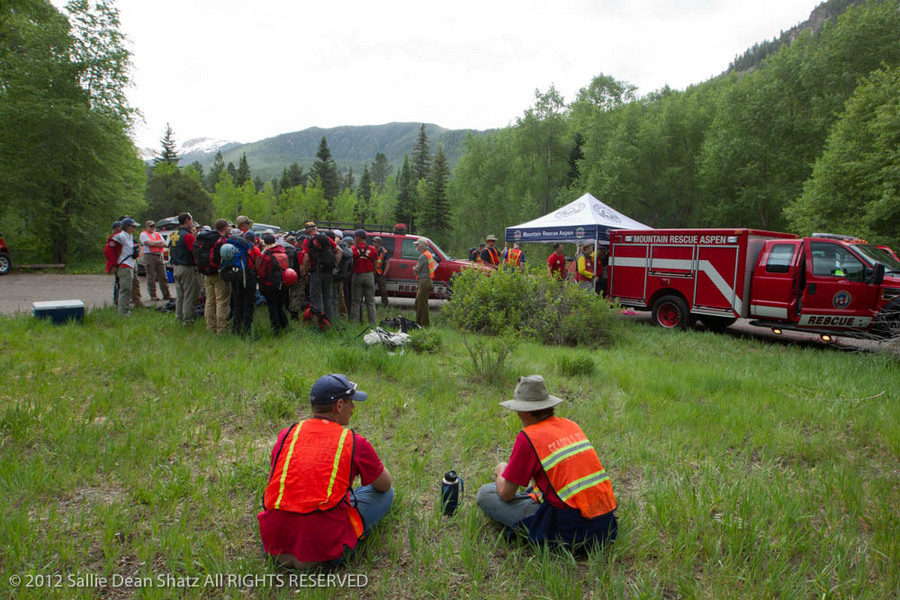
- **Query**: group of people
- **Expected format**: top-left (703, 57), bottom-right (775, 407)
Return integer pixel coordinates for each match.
top-left (468, 234), bottom-right (527, 272)
top-left (258, 372), bottom-right (617, 570)
top-left (105, 214), bottom-right (407, 334)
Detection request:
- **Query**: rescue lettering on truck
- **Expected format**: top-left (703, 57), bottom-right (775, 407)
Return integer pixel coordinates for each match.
top-left (607, 229), bottom-right (900, 339)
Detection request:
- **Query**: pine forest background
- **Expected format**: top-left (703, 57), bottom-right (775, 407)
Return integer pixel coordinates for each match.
top-left (1, 0), bottom-right (899, 265)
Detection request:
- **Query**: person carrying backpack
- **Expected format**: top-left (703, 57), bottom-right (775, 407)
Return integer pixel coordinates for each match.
top-left (195, 219), bottom-right (231, 334)
top-left (257, 234), bottom-right (290, 334)
top-left (221, 230), bottom-right (260, 336)
top-left (104, 221), bottom-right (123, 305)
top-left (284, 236), bottom-right (305, 320)
top-left (301, 223), bottom-right (342, 322)
top-left (169, 212), bottom-right (199, 325)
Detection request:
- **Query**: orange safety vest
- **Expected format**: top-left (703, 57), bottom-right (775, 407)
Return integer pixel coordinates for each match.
top-left (375, 247), bottom-right (387, 275)
top-left (575, 253), bottom-right (594, 282)
top-left (423, 250), bottom-right (436, 279)
top-left (263, 419), bottom-right (364, 539)
top-left (522, 416), bottom-right (616, 519)
top-left (143, 231), bottom-right (165, 254)
top-left (484, 246), bottom-right (500, 266)
top-left (505, 248), bottom-right (522, 266)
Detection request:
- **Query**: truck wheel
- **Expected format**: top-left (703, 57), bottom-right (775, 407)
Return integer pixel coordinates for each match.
top-left (651, 295), bottom-right (691, 329)
top-left (699, 315), bottom-right (737, 331)
top-left (0, 252), bottom-right (10, 275)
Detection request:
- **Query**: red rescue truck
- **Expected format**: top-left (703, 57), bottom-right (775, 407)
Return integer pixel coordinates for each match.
top-left (607, 229), bottom-right (900, 339)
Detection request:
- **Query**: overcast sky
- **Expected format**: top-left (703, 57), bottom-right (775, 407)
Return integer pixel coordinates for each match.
top-left (55, 0), bottom-right (819, 149)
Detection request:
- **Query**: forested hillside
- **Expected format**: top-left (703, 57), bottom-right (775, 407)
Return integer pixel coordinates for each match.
top-left (193, 123), bottom-right (486, 180)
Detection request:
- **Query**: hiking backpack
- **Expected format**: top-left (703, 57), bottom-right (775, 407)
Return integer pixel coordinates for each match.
top-left (309, 238), bottom-right (336, 273)
top-left (103, 234), bottom-right (123, 273)
top-left (258, 248), bottom-right (289, 289)
top-left (195, 230), bottom-right (225, 276)
top-left (220, 235), bottom-right (252, 286)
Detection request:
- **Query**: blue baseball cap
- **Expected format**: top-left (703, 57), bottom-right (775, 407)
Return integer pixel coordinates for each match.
top-left (310, 374), bottom-right (368, 404)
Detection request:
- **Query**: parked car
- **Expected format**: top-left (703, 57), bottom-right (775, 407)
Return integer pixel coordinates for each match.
top-left (361, 229), bottom-right (492, 299)
top-left (0, 230), bottom-right (11, 275)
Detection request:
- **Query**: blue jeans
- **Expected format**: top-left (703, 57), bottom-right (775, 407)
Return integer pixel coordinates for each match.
top-left (476, 483), bottom-right (540, 528)
top-left (353, 485), bottom-right (394, 536)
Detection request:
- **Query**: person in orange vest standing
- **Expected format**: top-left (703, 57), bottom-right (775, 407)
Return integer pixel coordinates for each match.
top-left (140, 220), bottom-right (172, 301)
top-left (481, 234), bottom-right (501, 266)
top-left (258, 374), bottom-right (394, 570)
top-left (413, 237), bottom-right (436, 326)
top-left (501, 241), bottom-right (525, 272)
top-left (476, 375), bottom-right (617, 552)
top-left (372, 236), bottom-right (390, 309)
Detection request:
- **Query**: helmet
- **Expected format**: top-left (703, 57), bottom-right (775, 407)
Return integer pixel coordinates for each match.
top-left (283, 268), bottom-right (298, 287)
top-left (220, 243), bottom-right (236, 262)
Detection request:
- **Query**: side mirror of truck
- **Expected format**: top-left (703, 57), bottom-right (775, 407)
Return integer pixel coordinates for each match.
top-left (866, 263), bottom-right (885, 285)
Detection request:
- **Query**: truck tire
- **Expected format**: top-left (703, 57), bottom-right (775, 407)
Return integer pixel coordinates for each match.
top-left (0, 252), bottom-right (10, 275)
top-left (699, 315), bottom-right (737, 331)
top-left (651, 295), bottom-right (691, 329)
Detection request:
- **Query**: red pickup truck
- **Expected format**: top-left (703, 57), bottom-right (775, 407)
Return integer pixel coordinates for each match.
top-left (608, 229), bottom-right (900, 339)
top-left (0, 230), bottom-right (10, 275)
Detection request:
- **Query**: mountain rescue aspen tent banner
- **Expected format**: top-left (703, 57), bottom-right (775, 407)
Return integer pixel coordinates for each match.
top-left (504, 193), bottom-right (650, 245)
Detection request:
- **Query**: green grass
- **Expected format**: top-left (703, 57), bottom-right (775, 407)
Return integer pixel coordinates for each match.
top-left (0, 306), bottom-right (897, 598)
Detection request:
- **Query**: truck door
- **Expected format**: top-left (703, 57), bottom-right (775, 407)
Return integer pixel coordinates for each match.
top-left (798, 240), bottom-right (880, 329)
top-left (750, 240), bottom-right (803, 322)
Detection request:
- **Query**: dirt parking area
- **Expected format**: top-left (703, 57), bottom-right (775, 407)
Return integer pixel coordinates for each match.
top-left (0, 273), bottom-right (117, 315)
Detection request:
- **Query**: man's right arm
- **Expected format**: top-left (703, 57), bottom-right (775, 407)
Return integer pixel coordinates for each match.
top-left (371, 467), bottom-right (392, 492)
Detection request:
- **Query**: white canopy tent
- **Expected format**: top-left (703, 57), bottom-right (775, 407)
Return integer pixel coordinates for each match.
top-left (504, 193), bottom-right (650, 245)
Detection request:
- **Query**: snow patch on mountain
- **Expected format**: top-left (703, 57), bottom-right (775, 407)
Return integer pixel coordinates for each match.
top-left (138, 137), bottom-right (238, 163)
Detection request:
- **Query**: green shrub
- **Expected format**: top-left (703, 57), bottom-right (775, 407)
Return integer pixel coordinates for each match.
top-left (407, 328), bottom-right (442, 353)
top-left (444, 266), bottom-right (619, 347)
top-left (461, 333), bottom-right (516, 385)
top-left (555, 353), bottom-right (597, 377)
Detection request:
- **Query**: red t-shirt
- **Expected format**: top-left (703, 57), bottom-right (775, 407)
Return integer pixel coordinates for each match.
top-left (352, 243), bottom-right (377, 274)
top-left (547, 253), bottom-right (566, 279)
top-left (501, 431), bottom-right (567, 509)
top-left (257, 423), bottom-right (385, 562)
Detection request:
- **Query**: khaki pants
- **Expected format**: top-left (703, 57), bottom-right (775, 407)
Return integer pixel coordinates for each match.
top-left (174, 265), bottom-right (199, 324)
top-left (117, 266), bottom-right (134, 315)
top-left (351, 271), bottom-right (377, 324)
top-left (415, 277), bottom-right (432, 327)
top-left (144, 252), bottom-right (171, 299)
top-left (204, 273), bottom-right (231, 334)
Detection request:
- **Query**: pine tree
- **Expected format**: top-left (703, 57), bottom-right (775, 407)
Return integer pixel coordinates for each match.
top-left (395, 154), bottom-right (416, 231)
top-left (226, 162), bottom-right (238, 182)
top-left (357, 165), bottom-right (372, 203)
top-left (344, 166), bottom-right (355, 191)
top-left (411, 124), bottom-right (431, 181)
top-left (279, 162), bottom-right (305, 190)
top-left (154, 123), bottom-right (180, 166)
top-left (371, 152), bottom-right (391, 191)
top-left (236, 153), bottom-right (251, 186)
top-left (206, 151), bottom-right (225, 192)
top-left (421, 146), bottom-right (450, 244)
top-left (312, 136), bottom-right (341, 201)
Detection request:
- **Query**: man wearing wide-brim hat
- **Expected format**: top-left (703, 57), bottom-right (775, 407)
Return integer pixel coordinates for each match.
top-left (477, 375), bottom-right (618, 551)
top-left (481, 234), bottom-right (501, 266)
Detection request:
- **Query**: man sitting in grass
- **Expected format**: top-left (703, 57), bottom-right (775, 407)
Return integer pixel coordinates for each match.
top-left (258, 374), bottom-right (393, 569)
top-left (477, 375), bottom-right (617, 552)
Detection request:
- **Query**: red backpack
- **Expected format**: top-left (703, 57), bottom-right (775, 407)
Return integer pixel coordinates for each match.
top-left (104, 234), bottom-right (123, 273)
top-left (257, 247), bottom-right (289, 289)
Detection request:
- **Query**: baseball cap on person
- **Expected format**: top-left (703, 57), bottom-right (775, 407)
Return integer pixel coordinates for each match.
top-left (485, 234), bottom-right (497, 242)
top-left (245, 231), bottom-right (257, 240)
top-left (310, 374), bottom-right (368, 404)
top-left (355, 229), bottom-right (367, 238)
top-left (145, 220), bottom-right (155, 228)
top-left (304, 221), bottom-right (316, 230)
top-left (121, 218), bottom-right (137, 228)
top-left (235, 215), bottom-right (252, 226)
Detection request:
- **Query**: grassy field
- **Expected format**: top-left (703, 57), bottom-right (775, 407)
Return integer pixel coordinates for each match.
top-left (0, 305), bottom-right (897, 599)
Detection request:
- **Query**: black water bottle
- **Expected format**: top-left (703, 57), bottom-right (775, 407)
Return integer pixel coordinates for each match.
top-left (440, 470), bottom-right (463, 516)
